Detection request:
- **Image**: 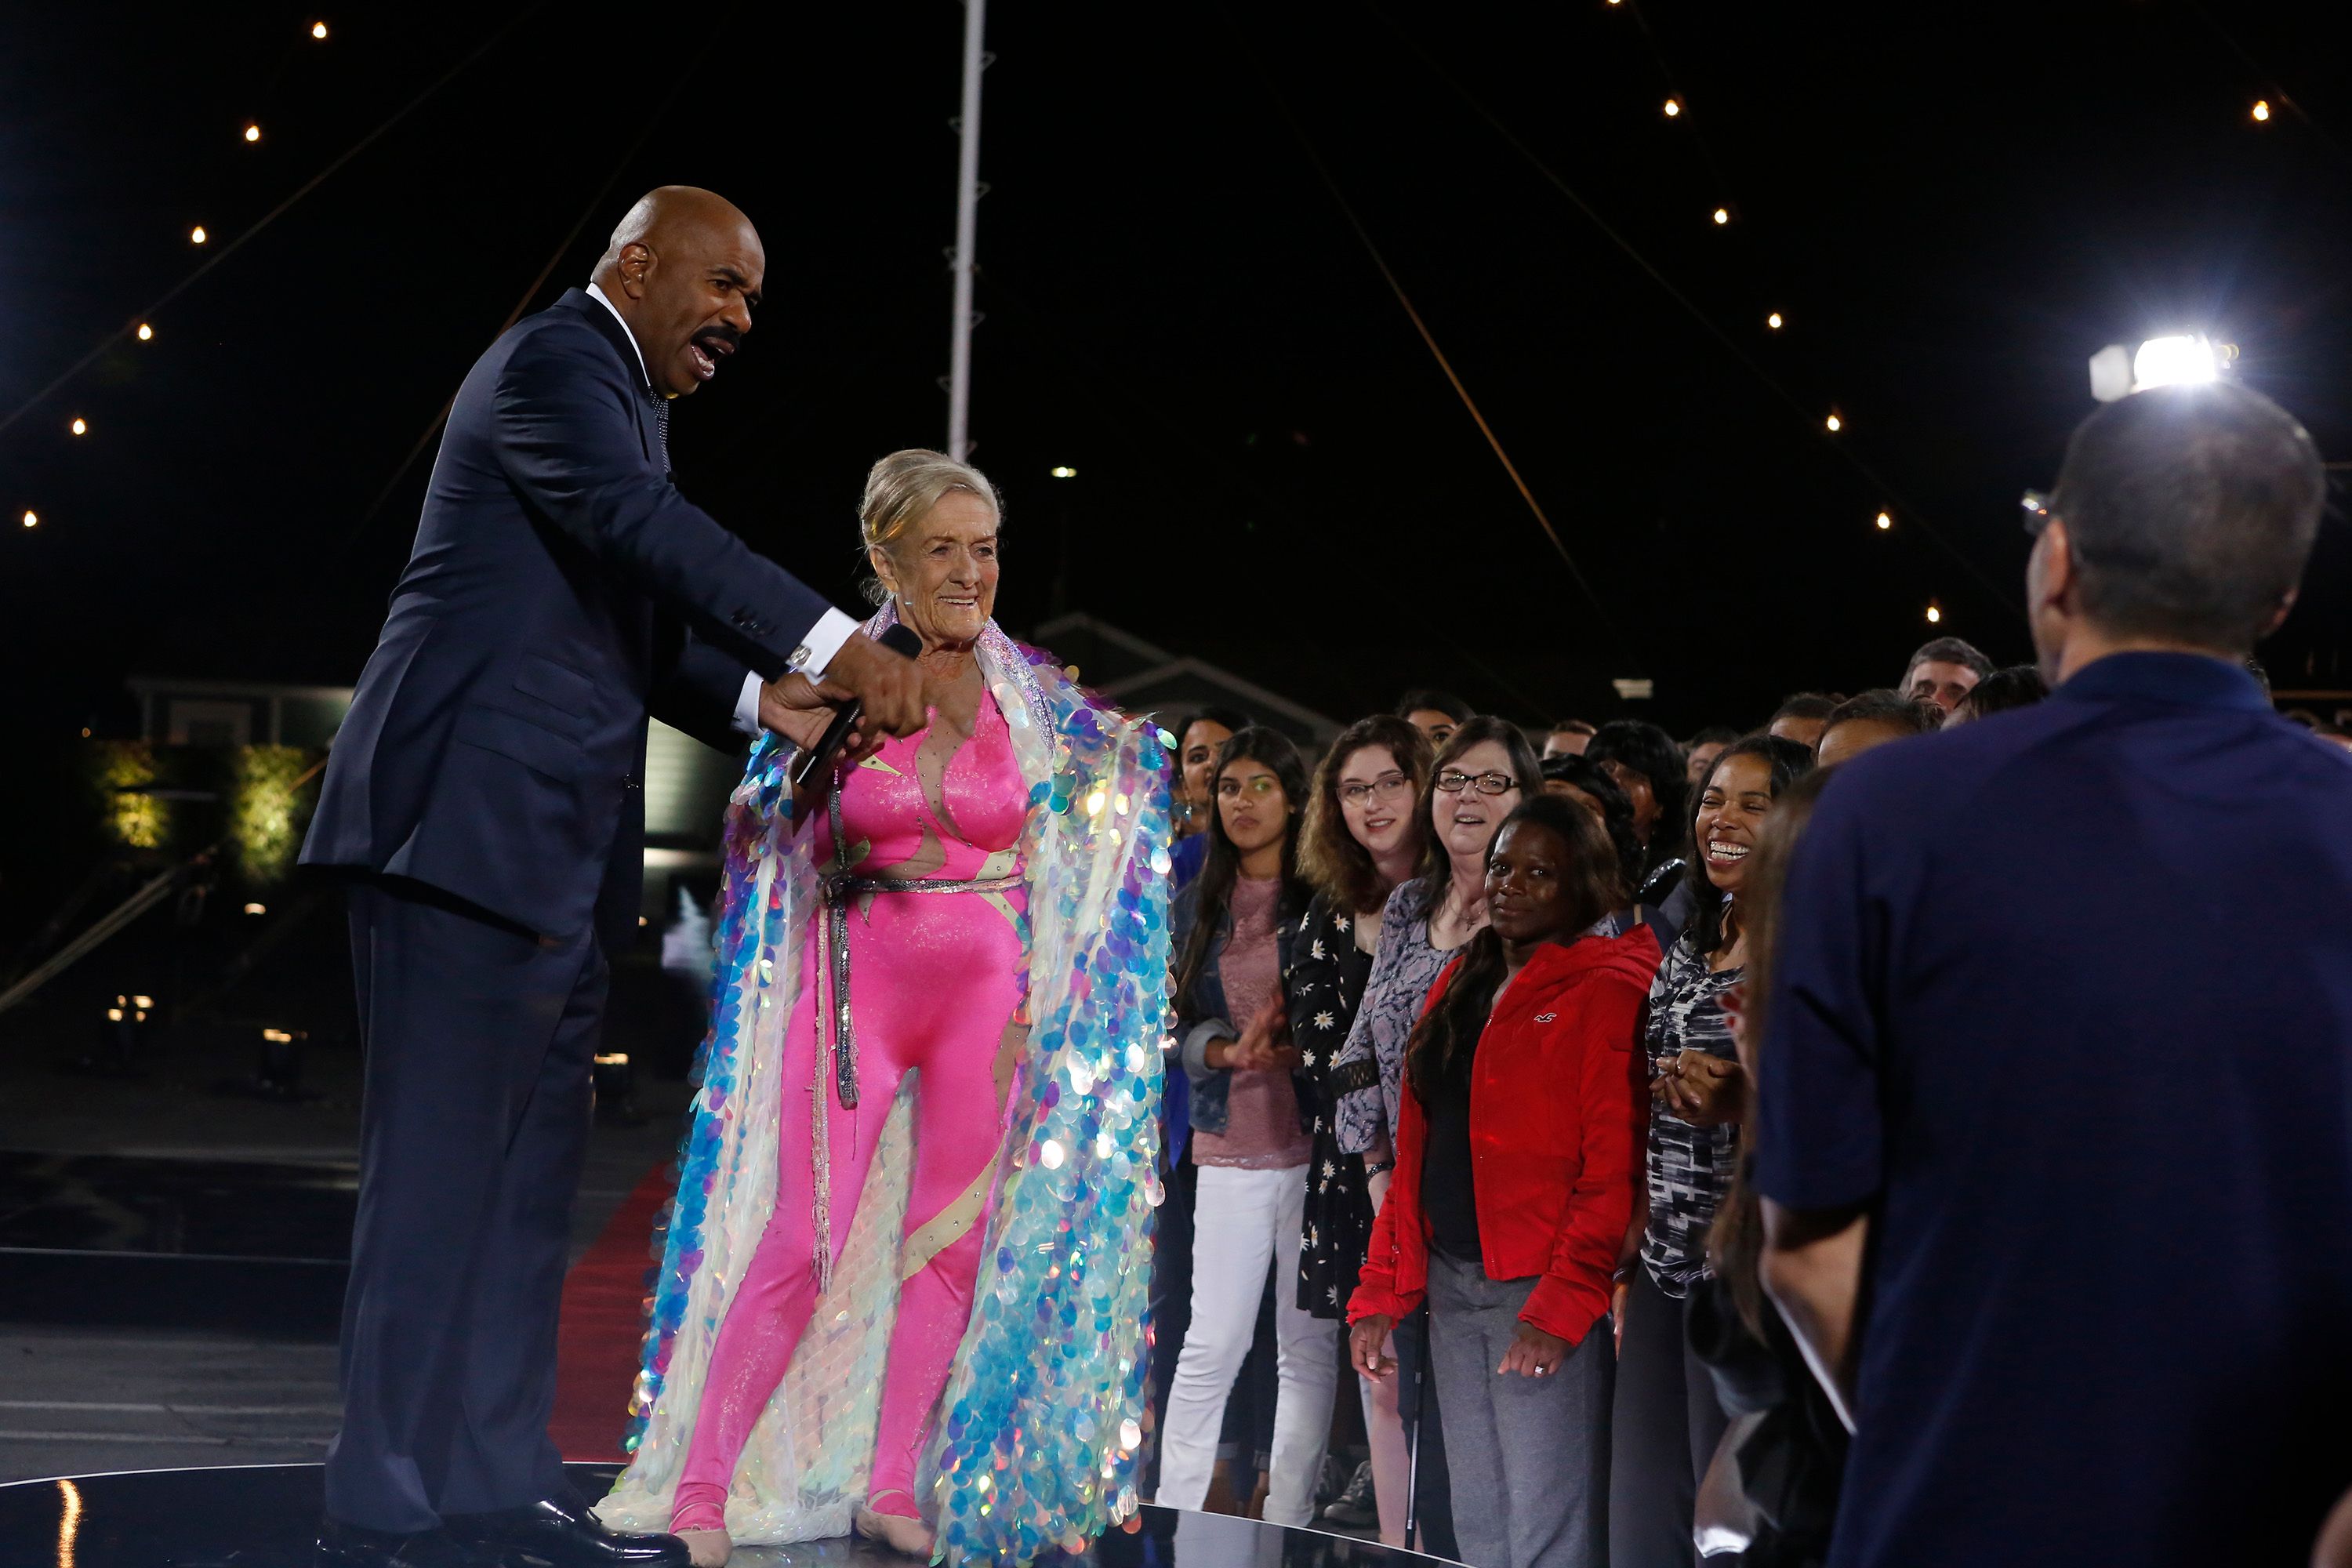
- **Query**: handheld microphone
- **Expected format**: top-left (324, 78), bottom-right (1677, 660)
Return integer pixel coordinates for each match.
top-left (790, 623), bottom-right (923, 787)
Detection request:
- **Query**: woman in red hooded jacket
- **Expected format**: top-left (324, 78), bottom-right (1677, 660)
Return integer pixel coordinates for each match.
top-left (1348, 793), bottom-right (1660, 1568)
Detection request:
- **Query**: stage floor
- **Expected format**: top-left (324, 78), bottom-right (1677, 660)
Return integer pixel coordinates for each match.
top-left (1, 1461), bottom-right (1452, 1567)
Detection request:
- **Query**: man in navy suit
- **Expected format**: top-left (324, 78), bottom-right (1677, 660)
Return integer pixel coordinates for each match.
top-left (301, 187), bottom-right (924, 1568)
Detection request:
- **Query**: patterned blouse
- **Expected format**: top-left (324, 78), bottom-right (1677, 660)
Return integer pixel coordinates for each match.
top-left (1638, 929), bottom-right (1744, 1299)
top-left (1286, 890), bottom-right (1379, 1319)
top-left (1332, 880), bottom-right (1464, 1156)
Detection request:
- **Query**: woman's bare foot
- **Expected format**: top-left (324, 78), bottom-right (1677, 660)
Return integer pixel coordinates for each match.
top-left (853, 1498), bottom-right (936, 1559)
top-left (676, 1526), bottom-right (732, 1567)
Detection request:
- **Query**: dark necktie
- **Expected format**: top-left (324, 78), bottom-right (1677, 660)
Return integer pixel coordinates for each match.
top-left (651, 390), bottom-right (670, 474)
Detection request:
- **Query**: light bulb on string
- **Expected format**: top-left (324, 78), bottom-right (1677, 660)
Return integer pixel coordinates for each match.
top-left (1926, 601), bottom-right (1944, 625)
top-left (21, 510), bottom-right (37, 529)
top-left (1766, 310), bottom-right (1784, 330)
top-left (243, 123), bottom-right (261, 143)
top-left (312, 20), bottom-right (329, 39)
top-left (1663, 98), bottom-right (1682, 118)
top-left (1825, 411), bottom-right (1844, 434)
top-left (1875, 510), bottom-right (1892, 531)
top-left (190, 225), bottom-right (208, 245)
top-left (71, 417), bottom-right (87, 437)
top-left (2252, 100), bottom-right (2270, 122)
top-left (136, 323), bottom-right (154, 342)
top-left (1711, 206), bottom-right (1730, 226)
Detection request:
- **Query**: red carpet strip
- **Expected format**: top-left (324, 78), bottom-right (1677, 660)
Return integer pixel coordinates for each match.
top-left (550, 1159), bottom-right (675, 1462)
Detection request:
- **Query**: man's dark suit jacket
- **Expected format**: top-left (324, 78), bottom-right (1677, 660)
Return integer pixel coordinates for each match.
top-left (303, 288), bottom-right (832, 942)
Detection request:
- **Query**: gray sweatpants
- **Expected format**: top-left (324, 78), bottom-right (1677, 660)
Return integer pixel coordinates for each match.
top-left (1426, 1251), bottom-right (1613, 1568)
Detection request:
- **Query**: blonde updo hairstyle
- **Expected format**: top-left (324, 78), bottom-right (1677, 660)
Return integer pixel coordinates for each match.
top-left (858, 448), bottom-right (1004, 608)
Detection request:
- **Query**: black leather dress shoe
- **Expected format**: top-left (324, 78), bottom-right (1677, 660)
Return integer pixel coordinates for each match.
top-left (317, 1519), bottom-right (495, 1567)
top-left (443, 1494), bottom-right (690, 1567)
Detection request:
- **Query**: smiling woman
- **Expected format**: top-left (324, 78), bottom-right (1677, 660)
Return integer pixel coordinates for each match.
top-left (1610, 731), bottom-right (1814, 1568)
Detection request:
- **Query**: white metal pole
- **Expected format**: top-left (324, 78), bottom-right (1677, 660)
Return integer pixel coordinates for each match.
top-left (946, 0), bottom-right (988, 462)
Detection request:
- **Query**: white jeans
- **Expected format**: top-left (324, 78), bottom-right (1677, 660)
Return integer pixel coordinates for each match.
top-left (1154, 1163), bottom-right (1340, 1527)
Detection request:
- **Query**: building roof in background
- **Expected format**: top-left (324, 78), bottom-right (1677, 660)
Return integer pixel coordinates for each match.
top-left (1026, 612), bottom-right (1344, 749)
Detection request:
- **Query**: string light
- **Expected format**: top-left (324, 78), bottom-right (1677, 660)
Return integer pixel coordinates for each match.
top-left (312, 20), bottom-right (329, 39)
top-left (71, 417), bottom-right (87, 436)
top-left (2252, 100), bottom-right (2270, 122)
top-left (20, 510), bottom-right (37, 529)
top-left (1711, 206), bottom-right (1730, 226)
top-left (1825, 412), bottom-right (1843, 433)
top-left (1926, 601), bottom-right (1943, 624)
top-left (1663, 98), bottom-right (1682, 118)
top-left (1875, 510), bottom-right (1893, 531)
top-left (1766, 310), bottom-right (1784, 330)
top-left (243, 122), bottom-right (262, 143)
top-left (136, 323), bottom-right (154, 341)
top-left (190, 224), bottom-right (209, 245)
top-left (1050, 466), bottom-right (1077, 479)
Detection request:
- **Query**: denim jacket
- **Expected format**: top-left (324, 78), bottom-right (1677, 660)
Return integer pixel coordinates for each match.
top-left (1170, 877), bottom-right (1313, 1141)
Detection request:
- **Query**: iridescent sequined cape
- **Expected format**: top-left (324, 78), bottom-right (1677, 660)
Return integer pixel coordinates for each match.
top-left (597, 612), bottom-right (1173, 1566)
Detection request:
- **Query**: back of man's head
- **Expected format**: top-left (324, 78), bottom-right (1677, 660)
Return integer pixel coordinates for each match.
top-left (2050, 383), bottom-right (2325, 653)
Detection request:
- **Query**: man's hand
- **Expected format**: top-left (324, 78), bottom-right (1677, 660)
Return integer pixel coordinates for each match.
top-left (1350, 1315), bottom-right (1396, 1379)
top-left (820, 631), bottom-right (927, 738)
top-left (1497, 1321), bottom-right (1574, 1379)
top-left (760, 674), bottom-right (874, 758)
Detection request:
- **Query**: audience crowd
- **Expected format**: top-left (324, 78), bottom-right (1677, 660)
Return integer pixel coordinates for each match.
top-left (1142, 383), bottom-right (2352, 1568)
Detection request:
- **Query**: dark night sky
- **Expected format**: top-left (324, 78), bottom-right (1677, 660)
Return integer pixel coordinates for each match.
top-left (5, 1), bottom-right (2350, 739)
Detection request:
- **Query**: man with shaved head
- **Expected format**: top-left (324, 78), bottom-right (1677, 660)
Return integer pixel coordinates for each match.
top-left (303, 188), bottom-right (922, 1568)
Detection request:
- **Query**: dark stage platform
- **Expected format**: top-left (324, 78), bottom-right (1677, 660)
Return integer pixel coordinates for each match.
top-left (0, 1461), bottom-right (1455, 1568)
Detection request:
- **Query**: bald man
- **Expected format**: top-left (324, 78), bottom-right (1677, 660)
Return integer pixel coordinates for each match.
top-left (303, 189), bottom-right (920, 1568)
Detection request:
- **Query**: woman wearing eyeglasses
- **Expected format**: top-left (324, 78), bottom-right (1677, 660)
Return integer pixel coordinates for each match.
top-left (1288, 714), bottom-right (1435, 1542)
top-left (1158, 728), bottom-right (1338, 1528)
top-left (1328, 713), bottom-right (1543, 1556)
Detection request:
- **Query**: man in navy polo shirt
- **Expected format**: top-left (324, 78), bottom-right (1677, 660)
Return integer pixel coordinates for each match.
top-left (1755, 381), bottom-right (2352, 1567)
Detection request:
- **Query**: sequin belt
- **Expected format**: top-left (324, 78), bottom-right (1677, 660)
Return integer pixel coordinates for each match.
top-left (809, 772), bottom-right (1019, 1288)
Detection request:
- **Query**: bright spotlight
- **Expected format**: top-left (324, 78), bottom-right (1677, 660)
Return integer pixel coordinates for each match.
top-left (2131, 334), bottom-right (2220, 391)
top-left (1050, 466), bottom-right (1077, 479)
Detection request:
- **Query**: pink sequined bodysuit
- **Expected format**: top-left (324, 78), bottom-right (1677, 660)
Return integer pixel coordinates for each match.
top-left (672, 688), bottom-right (1029, 1531)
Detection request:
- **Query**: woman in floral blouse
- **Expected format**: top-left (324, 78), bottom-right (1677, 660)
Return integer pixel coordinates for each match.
top-left (1287, 715), bottom-right (1432, 1542)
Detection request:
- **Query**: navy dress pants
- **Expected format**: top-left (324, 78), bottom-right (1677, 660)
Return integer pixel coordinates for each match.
top-left (325, 876), bottom-right (607, 1533)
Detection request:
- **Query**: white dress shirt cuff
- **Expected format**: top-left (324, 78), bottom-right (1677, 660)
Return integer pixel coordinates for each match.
top-left (729, 607), bottom-right (865, 739)
top-left (731, 672), bottom-right (765, 739)
top-left (795, 607), bottom-right (863, 683)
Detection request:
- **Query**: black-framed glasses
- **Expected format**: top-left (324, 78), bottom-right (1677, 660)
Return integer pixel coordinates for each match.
top-left (1434, 769), bottom-right (1519, 797)
top-left (1340, 772), bottom-right (1413, 808)
top-left (2021, 489), bottom-right (2055, 539)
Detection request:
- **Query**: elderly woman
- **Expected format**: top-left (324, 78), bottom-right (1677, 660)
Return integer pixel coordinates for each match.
top-left (598, 451), bottom-right (1171, 1568)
